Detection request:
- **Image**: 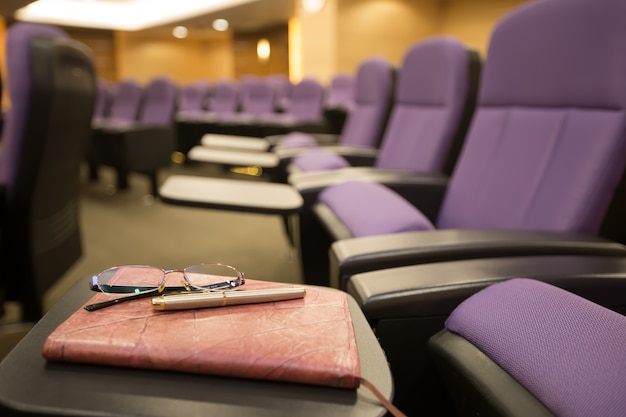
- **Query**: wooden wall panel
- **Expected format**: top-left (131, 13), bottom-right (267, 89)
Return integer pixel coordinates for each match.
top-left (233, 24), bottom-right (289, 79)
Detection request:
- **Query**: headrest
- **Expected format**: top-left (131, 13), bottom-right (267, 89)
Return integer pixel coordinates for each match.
top-left (480, 0), bottom-right (626, 109)
top-left (396, 36), bottom-right (470, 106)
top-left (353, 56), bottom-right (393, 105)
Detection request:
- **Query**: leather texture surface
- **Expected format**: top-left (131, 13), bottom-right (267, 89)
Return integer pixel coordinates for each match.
top-left (42, 279), bottom-right (361, 389)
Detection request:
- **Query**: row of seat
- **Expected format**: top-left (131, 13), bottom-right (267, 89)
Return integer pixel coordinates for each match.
top-left (85, 71), bottom-right (357, 195)
top-left (158, 0), bottom-right (626, 415)
top-left (2, 0), bottom-right (626, 415)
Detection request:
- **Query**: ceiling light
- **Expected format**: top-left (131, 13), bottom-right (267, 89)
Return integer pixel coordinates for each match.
top-left (15, 0), bottom-right (254, 31)
top-left (301, 0), bottom-right (325, 13)
top-left (172, 26), bottom-right (188, 39)
top-left (212, 18), bottom-right (229, 31)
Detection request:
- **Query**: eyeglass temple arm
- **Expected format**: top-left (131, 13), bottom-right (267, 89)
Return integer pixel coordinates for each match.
top-left (84, 291), bottom-right (157, 311)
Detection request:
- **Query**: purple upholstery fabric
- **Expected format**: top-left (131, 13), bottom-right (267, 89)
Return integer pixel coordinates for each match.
top-left (319, 181), bottom-right (435, 238)
top-left (446, 278), bottom-right (626, 417)
top-left (324, 73), bottom-right (356, 112)
top-left (177, 81), bottom-right (210, 112)
top-left (238, 78), bottom-right (275, 117)
top-left (257, 78), bottom-right (324, 124)
top-left (275, 131), bottom-right (319, 149)
top-left (436, 0), bottom-right (626, 234)
top-left (289, 148), bottom-right (351, 172)
top-left (139, 77), bottom-right (177, 126)
top-left (208, 79), bottom-right (238, 115)
top-left (333, 57), bottom-right (393, 148)
top-left (93, 79), bottom-right (114, 120)
top-left (266, 74), bottom-right (291, 111)
top-left (293, 36), bottom-right (470, 175)
top-left (375, 36), bottom-right (470, 173)
top-left (320, 0), bottom-right (626, 238)
top-left (279, 57), bottom-right (392, 151)
top-left (0, 22), bottom-right (68, 195)
top-left (106, 79), bottom-right (143, 122)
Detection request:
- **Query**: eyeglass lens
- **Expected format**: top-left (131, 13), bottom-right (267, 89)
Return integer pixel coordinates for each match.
top-left (96, 264), bottom-right (242, 295)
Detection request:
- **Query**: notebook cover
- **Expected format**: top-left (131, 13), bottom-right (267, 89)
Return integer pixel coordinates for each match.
top-left (42, 279), bottom-right (361, 389)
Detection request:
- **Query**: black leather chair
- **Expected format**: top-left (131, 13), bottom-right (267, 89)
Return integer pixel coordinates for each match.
top-left (0, 22), bottom-right (96, 321)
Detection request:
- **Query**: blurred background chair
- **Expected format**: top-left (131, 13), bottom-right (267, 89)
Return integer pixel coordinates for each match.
top-left (290, 36), bottom-right (480, 283)
top-left (323, 72), bottom-right (356, 134)
top-left (212, 76), bottom-right (277, 136)
top-left (89, 76), bottom-right (178, 196)
top-left (252, 77), bottom-right (327, 137)
top-left (289, 36), bottom-right (478, 176)
top-left (91, 79), bottom-right (115, 126)
top-left (306, 0), bottom-right (626, 288)
top-left (0, 22), bottom-right (96, 322)
top-left (174, 79), bottom-right (238, 158)
top-left (187, 56), bottom-right (395, 182)
top-left (91, 78), bottom-right (143, 129)
top-left (86, 78), bottom-right (143, 180)
top-left (176, 80), bottom-right (210, 118)
top-left (429, 277), bottom-right (626, 417)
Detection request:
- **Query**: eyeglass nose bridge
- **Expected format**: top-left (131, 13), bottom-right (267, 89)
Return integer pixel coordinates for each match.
top-left (157, 269), bottom-right (190, 293)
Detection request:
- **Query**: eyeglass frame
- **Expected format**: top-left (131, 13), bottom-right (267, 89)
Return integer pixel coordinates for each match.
top-left (85, 263), bottom-right (245, 312)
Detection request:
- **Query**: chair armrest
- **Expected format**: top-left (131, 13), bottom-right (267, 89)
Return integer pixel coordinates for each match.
top-left (347, 255), bottom-right (626, 320)
top-left (330, 229), bottom-right (626, 289)
top-left (292, 169), bottom-right (449, 210)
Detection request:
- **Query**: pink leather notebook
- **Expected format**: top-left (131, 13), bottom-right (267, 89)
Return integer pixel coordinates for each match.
top-left (42, 279), bottom-right (361, 389)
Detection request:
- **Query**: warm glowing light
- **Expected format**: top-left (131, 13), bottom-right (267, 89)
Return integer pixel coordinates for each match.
top-left (15, 0), bottom-right (254, 31)
top-left (301, 0), bottom-right (325, 13)
top-left (257, 38), bottom-right (270, 62)
top-left (172, 26), bottom-right (188, 39)
top-left (212, 18), bottom-right (229, 31)
top-left (288, 17), bottom-right (302, 82)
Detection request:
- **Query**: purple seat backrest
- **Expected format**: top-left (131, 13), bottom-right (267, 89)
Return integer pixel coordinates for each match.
top-left (107, 79), bottom-right (143, 121)
top-left (266, 74), bottom-right (292, 110)
top-left (374, 36), bottom-right (472, 173)
top-left (239, 78), bottom-right (276, 116)
top-left (338, 56), bottom-right (394, 148)
top-left (325, 73), bottom-right (355, 111)
top-left (178, 81), bottom-right (210, 112)
top-left (436, 0), bottom-right (626, 234)
top-left (0, 22), bottom-right (69, 195)
top-left (93, 79), bottom-right (114, 119)
top-left (209, 80), bottom-right (238, 114)
top-left (138, 77), bottom-right (177, 126)
top-left (285, 78), bottom-right (324, 120)
top-left (446, 278), bottom-right (626, 417)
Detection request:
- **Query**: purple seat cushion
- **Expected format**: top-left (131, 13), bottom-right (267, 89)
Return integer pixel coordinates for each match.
top-left (318, 181), bottom-right (435, 237)
top-left (291, 148), bottom-right (351, 172)
top-left (278, 131), bottom-right (319, 149)
top-left (446, 278), bottom-right (626, 417)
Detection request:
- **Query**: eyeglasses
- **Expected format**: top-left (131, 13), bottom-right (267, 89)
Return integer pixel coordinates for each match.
top-left (85, 263), bottom-right (245, 311)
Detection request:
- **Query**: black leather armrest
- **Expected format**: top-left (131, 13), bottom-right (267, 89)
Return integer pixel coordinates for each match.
top-left (330, 229), bottom-right (626, 289)
top-left (429, 329), bottom-right (556, 417)
top-left (347, 255), bottom-right (626, 320)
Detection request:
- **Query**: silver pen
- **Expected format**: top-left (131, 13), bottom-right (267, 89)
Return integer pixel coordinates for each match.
top-left (151, 287), bottom-right (306, 311)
